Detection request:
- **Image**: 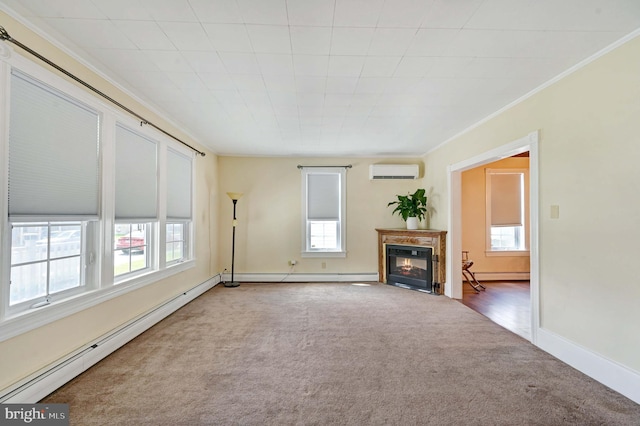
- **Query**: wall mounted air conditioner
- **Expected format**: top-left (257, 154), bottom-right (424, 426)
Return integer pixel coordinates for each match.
top-left (369, 164), bottom-right (419, 180)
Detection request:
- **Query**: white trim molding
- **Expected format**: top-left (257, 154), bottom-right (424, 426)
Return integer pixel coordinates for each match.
top-left (223, 272), bottom-right (379, 283)
top-left (537, 328), bottom-right (640, 405)
top-left (0, 275), bottom-right (220, 403)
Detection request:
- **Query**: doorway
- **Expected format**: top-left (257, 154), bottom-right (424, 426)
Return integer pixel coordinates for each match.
top-left (446, 131), bottom-right (539, 344)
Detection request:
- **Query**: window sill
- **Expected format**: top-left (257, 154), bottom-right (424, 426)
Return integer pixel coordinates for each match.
top-left (0, 259), bottom-right (195, 342)
top-left (485, 250), bottom-right (530, 257)
top-left (301, 250), bottom-right (347, 258)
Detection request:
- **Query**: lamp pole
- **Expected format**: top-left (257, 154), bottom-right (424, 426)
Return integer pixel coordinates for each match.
top-left (225, 192), bottom-right (242, 287)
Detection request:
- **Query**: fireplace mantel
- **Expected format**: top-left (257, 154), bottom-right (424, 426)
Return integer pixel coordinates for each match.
top-left (376, 228), bottom-right (447, 294)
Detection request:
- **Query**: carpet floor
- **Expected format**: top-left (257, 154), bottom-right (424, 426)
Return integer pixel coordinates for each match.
top-left (43, 282), bottom-right (640, 425)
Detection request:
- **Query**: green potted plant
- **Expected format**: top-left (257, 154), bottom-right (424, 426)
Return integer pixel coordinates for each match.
top-left (388, 188), bottom-right (427, 230)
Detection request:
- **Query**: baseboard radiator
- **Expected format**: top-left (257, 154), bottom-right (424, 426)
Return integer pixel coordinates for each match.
top-left (0, 275), bottom-right (220, 403)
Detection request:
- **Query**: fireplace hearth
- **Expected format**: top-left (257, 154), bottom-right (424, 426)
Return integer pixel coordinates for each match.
top-left (386, 244), bottom-right (433, 293)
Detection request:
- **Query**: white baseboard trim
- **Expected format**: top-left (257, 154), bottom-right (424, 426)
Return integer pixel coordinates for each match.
top-left (473, 272), bottom-right (530, 281)
top-left (223, 272), bottom-right (379, 283)
top-left (0, 275), bottom-right (221, 403)
top-left (536, 328), bottom-right (640, 404)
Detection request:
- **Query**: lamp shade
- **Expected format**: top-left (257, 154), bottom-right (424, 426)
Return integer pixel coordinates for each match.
top-left (227, 192), bottom-right (243, 201)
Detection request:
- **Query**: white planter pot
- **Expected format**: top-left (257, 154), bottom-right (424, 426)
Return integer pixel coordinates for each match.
top-left (406, 217), bottom-right (419, 230)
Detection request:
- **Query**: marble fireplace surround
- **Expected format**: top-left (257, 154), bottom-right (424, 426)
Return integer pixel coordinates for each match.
top-left (376, 229), bottom-right (447, 295)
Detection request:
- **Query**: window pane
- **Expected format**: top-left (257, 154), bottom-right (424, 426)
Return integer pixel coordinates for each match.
top-left (114, 224), bottom-right (148, 277)
top-left (166, 223), bottom-right (184, 263)
top-left (50, 257), bottom-right (81, 293)
top-left (12, 224), bottom-right (48, 264)
top-left (10, 263), bottom-right (47, 305)
top-left (48, 225), bottom-right (81, 259)
top-left (491, 226), bottom-right (523, 250)
top-left (309, 221), bottom-right (338, 249)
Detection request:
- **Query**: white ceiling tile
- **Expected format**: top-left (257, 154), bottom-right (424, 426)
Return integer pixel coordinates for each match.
top-left (290, 27), bottom-right (333, 55)
top-left (330, 28), bottom-right (375, 56)
top-left (92, 0), bottom-right (151, 20)
top-left (246, 25), bottom-right (292, 54)
top-left (295, 77), bottom-right (327, 93)
top-left (256, 54), bottom-right (295, 75)
top-left (164, 72), bottom-right (207, 89)
top-left (377, 0), bottom-right (431, 28)
top-left (43, 18), bottom-right (136, 49)
top-left (237, 0), bottom-right (288, 24)
top-left (361, 56), bottom-right (402, 77)
top-left (219, 52), bottom-right (261, 74)
top-left (324, 93), bottom-right (352, 106)
top-left (333, 0), bottom-right (384, 27)
top-left (426, 57), bottom-right (475, 78)
top-left (297, 93), bottom-right (325, 106)
top-left (393, 56), bottom-right (435, 77)
top-left (368, 28), bottom-right (417, 55)
top-left (112, 21), bottom-right (174, 50)
top-left (233, 75), bottom-right (267, 92)
top-left (158, 22), bottom-right (213, 51)
top-left (212, 90), bottom-right (246, 105)
top-left (87, 48), bottom-right (160, 72)
top-left (355, 77), bottom-right (389, 95)
top-left (199, 73), bottom-right (236, 90)
top-left (293, 55), bottom-right (330, 76)
top-left (327, 56), bottom-right (366, 76)
top-left (467, 0), bottom-right (640, 32)
top-left (269, 92), bottom-right (298, 107)
top-left (325, 77), bottom-right (359, 94)
top-left (384, 77), bottom-right (423, 94)
top-left (182, 51), bottom-right (227, 73)
top-left (189, 0), bottom-right (243, 23)
top-left (263, 74), bottom-right (297, 92)
top-left (286, 0), bottom-right (335, 26)
top-left (202, 24), bottom-right (253, 52)
top-left (15, 0), bottom-right (106, 18)
top-left (406, 28), bottom-right (460, 56)
top-left (421, 0), bottom-right (484, 28)
top-left (138, 0), bottom-right (197, 21)
top-left (123, 71), bottom-right (176, 89)
top-left (143, 51), bottom-right (193, 72)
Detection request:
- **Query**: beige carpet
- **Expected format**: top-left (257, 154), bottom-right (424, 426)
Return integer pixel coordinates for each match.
top-left (43, 282), bottom-right (640, 425)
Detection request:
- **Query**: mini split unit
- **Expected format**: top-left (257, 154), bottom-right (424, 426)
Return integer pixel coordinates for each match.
top-left (369, 164), bottom-right (420, 180)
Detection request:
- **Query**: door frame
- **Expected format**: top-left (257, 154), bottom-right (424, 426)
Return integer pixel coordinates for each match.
top-left (446, 131), bottom-right (539, 344)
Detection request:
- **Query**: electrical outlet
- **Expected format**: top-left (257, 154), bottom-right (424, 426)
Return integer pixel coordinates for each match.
top-left (288, 260), bottom-right (297, 266)
top-left (321, 262), bottom-right (326, 269)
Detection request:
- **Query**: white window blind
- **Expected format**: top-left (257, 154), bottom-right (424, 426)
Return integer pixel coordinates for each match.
top-left (307, 173), bottom-right (340, 220)
top-left (115, 124), bottom-right (158, 220)
top-left (490, 172), bottom-right (523, 226)
top-left (166, 149), bottom-right (192, 220)
top-left (8, 71), bottom-right (100, 219)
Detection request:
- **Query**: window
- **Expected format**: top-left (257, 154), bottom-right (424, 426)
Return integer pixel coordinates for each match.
top-left (10, 222), bottom-right (85, 308)
top-left (0, 54), bottom-right (196, 339)
top-left (114, 223), bottom-right (149, 277)
top-left (301, 167), bottom-right (347, 256)
top-left (486, 168), bottom-right (528, 253)
top-left (166, 223), bottom-right (185, 263)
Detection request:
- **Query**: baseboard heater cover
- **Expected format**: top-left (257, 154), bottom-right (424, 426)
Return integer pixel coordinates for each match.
top-left (0, 275), bottom-right (221, 403)
top-left (223, 273), bottom-right (379, 283)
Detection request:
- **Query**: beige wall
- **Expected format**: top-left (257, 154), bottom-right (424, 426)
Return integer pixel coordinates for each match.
top-left (423, 35), bottom-right (640, 371)
top-left (461, 157), bottom-right (530, 275)
top-left (0, 12), bottom-right (219, 391)
top-left (217, 157), bottom-right (425, 275)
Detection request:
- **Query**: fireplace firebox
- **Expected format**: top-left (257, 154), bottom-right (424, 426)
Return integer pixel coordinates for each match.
top-left (386, 245), bottom-right (433, 293)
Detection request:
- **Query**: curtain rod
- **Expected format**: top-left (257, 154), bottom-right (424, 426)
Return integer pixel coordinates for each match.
top-left (297, 164), bottom-right (352, 169)
top-left (0, 25), bottom-right (206, 157)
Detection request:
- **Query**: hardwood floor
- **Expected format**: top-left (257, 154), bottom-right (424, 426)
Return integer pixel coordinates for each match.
top-left (459, 280), bottom-right (531, 340)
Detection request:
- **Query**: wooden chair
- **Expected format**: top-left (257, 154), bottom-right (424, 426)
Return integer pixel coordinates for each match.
top-left (462, 251), bottom-right (485, 293)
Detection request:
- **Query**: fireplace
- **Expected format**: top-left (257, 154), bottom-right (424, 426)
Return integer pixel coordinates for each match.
top-left (386, 244), bottom-right (434, 293)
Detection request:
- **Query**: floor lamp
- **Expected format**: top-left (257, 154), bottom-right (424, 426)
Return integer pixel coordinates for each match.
top-left (225, 192), bottom-right (243, 288)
